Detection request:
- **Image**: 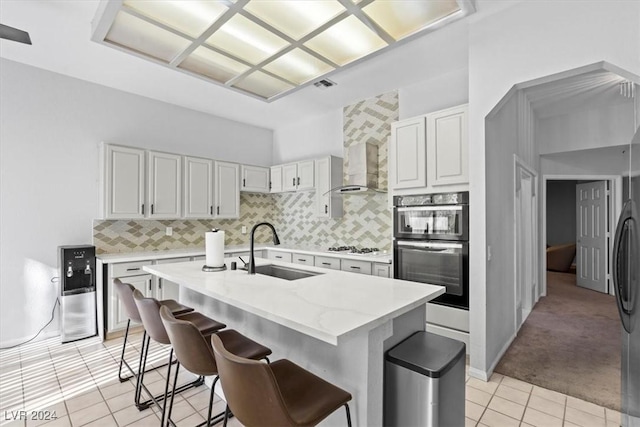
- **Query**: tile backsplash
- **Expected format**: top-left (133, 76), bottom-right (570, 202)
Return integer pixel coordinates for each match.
top-left (93, 91), bottom-right (397, 254)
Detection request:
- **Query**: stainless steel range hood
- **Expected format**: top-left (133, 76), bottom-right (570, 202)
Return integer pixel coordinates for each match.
top-left (331, 142), bottom-right (385, 194)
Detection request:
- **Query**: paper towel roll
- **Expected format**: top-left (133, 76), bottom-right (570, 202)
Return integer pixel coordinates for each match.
top-left (205, 229), bottom-right (225, 268)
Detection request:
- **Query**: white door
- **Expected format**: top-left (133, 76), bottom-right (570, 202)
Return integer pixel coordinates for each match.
top-left (148, 151), bottom-right (182, 218)
top-left (515, 166), bottom-right (536, 329)
top-left (282, 164), bottom-right (298, 191)
top-left (241, 165), bottom-right (270, 193)
top-left (576, 181), bottom-right (608, 293)
top-left (183, 156), bottom-right (213, 218)
top-left (390, 117), bottom-right (427, 189)
top-left (104, 145), bottom-right (145, 218)
top-left (270, 166), bottom-right (283, 193)
top-left (214, 161), bottom-right (240, 218)
top-left (297, 160), bottom-right (315, 190)
top-left (427, 104), bottom-right (469, 186)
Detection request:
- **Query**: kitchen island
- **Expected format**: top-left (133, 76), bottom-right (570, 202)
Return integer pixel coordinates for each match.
top-left (144, 257), bottom-right (444, 426)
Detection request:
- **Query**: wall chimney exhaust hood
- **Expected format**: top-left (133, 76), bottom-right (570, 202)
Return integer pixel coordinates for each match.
top-left (331, 142), bottom-right (385, 194)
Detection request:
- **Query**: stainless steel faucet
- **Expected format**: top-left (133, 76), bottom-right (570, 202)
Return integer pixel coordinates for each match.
top-left (248, 222), bottom-right (280, 274)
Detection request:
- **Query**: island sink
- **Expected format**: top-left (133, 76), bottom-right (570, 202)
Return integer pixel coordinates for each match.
top-left (249, 264), bottom-right (323, 281)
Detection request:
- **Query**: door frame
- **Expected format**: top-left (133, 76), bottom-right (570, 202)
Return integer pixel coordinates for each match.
top-left (540, 174), bottom-right (623, 298)
top-left (514, 155), bottom-right (538, 332)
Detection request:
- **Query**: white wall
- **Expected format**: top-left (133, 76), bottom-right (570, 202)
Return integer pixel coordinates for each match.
top-left (399, 67), bottom-right (469, 120)
top-left (468, 0), bottom-right (640, 378)
top-left (0, 59), bottom-right (272, 346)
top-left (272, 109), bottom-right (343, 164)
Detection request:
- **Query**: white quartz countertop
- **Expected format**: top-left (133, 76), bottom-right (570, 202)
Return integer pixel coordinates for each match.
top-left (143, 257), bottom-right (443, 345)
top-left (97, 245), bottom-right (392, 264)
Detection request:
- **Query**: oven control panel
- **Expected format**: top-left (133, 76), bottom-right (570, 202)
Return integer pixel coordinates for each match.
top-left (394, 192), bottom-right (468, 207)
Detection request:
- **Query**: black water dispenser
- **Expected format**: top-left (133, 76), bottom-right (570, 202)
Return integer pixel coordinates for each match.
top-left (59, 245), bottom-right (97, 343)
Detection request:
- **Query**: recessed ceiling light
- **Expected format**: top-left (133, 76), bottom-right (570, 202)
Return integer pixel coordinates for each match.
top-left (92, 0), bottom-right (475, 102)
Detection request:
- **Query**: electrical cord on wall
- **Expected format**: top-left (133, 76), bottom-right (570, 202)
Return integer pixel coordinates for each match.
top-left (0, 277), bottom-right (60, 350)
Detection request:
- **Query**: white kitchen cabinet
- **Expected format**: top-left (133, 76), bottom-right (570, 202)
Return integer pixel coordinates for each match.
top-left (315, 156), bottom-right (343, 218)
top-left (314, 256), bottom-right (341, 270)
top-left (427, 104), bottom-right (469, 187)
top-left (214, 161), bottom-right (240, 219)
top-left (102, 144), bottom-right (146, 219)
top-left (270, 166), bottom-right (283, 193)
top-left (154, 257), bottom-right (190, 301)
top-left (341, 259), bottom-right (372, 275)
top-left (281, 161), bottom-right (315, 192)
top-left (266, 251), bottom-right (292, 263)
top-left (373, 263), bottom-right (391, 278)
top-left (184, 156), bottom-right (213, 218)
top-left (390, 117), bottom-right (426, 189)
top-left (108, 260), bottom-right (154, 332)
top-left (292, 253), bottom-right (314, 267)
top-left (148, 151), bottom-right (182, 219)
top-left (390, 104), bottom-right (469, 191)
top-left (241, 165), bottom-right (270, 193)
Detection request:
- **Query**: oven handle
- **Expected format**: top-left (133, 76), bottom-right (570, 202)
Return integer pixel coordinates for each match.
top-left (396, 241), bottom-right (463, 249)
top-left (396, 206), bottom-right (463, 212)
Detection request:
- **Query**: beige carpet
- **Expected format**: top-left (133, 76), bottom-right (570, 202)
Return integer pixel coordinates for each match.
top-left (494, 272), bottom-right (621, 410)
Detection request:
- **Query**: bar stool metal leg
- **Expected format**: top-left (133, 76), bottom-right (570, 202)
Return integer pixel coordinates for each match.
top-left (119, 320), bottom-right (175, 383)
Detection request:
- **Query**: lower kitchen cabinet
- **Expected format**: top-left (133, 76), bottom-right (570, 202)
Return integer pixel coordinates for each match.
top-left (108, 259), bottom-right (154, 332)
top-left (266, 251), bottom-right (292, 263)
top-left (314, 256), bottom-right (341, 270)
top-left (341, 259), bottom-right (372, 275)
top-left (154, 257), bottom-right (190, 301)
top-left (292, 253), bottom-right (314, 266)
top-left (373, 263), bottom-right (390, 278)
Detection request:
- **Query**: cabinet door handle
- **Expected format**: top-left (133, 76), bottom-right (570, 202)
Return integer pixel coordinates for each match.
top-left (321, 262), bottom-right (331, 266)
top-left (148, 283), bottom-right (152, 292)
top-left (275, 255), bottom-right (283, 259)
top-left (298, 259), bottom-right (306, 262)
top-left (350, 266), bottom-right (361, 270)
top-left (325, 204), bottom-right (328, 214)
top-left (151, 204), bottom-right (154, 214)
top-left (158, 280), bottom-right (162, 290)
top-left (126, 267), bottom-right (140, 271)
top-left (269, 181), bottom-right (272, 190)
top-left (292, 178), bottom-right (295, 186)
top-left (243, 178), bottom-right (246, 187)
top-left (217, 206), bottom-right (220, 215)
top-left (141, 204), bottom-right (145, 215)
top-left (297, 177), bottom-right (300, 186)
top-left (210, 206), bottom-right (213, 215)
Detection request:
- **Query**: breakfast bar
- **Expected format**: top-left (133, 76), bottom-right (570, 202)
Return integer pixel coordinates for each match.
top-left (144, 257), bottom-right (444, 426)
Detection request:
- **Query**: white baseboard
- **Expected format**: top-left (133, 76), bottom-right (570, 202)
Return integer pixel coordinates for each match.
top-left (0, 329), bottom-right (60, 349)
top-left (468, 333), bottom-right (516, 382)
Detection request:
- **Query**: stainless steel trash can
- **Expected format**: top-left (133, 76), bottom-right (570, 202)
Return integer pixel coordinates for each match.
top-left (384, 331), bottom-right (466, 427)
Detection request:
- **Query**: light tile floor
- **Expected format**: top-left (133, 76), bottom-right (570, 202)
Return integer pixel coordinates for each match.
top-left (0, 333), bottom-right (622, 427)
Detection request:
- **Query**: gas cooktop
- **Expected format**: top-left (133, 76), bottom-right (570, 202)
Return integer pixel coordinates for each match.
top-left (327, 246), bottom-right (381, 256)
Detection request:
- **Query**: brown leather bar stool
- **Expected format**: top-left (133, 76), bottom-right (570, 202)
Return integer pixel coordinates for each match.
top-left (160, 305), bottom-right (272, 427)
top-left (211, 334), bottom-right (352, 427)
top-left (133, 289), bottom-right (226, 423)
top-left (113, 279), bottom-right (193, 383)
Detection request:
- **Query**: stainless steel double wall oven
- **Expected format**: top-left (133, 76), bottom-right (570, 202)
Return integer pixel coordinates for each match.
top-left (393, 192), bottom-right (469, 310)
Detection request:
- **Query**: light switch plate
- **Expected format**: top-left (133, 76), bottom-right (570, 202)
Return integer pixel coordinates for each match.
top-left (241, 226), bottom-right (247, 234)
top-left (166, 227), bottom-right (173, 236)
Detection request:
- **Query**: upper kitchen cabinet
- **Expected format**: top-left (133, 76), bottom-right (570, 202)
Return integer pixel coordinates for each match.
top-left (101, 144), bottom-right (145, 219)
top-left (389, 104), bottom-right (469, 192)
top-left (390, 117), bottom-right (427, 189)
top-left (214, 161), bottom-right (240, 219)
top-left (183, 156), bottom-right (213, 218)
top-left (241, 165), bottom-right (270, 193)
top-left (427, 104), bottom-right (469, 187)
top-left (270, 165), bottom-right (283, 193)
top-left (315, 156), bottom-right (343, 218)
top-left (282, 160), bottom-right (315, 192)
top-left (147, 151), bottom-right (182, 219)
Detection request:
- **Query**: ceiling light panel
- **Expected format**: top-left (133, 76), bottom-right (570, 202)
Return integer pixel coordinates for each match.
top-left (206, 14), bottom-right (289, 65)
top-left (304, 15), bottom-right (387, 66)
top-left (243, 0), bottom-right (345, 40)
top-left (123, 0), bottom-right (228, 38)
top-left (105, 11), bottom-right (191, 63)
top-left (363, 0), bottom-right (461, 41)
top-left (263, 48), bottom-right (334, 85)
top-left (178, 46), bottom-right (250, 83)
top-left (94, 0), bottom-right (474, 101)
top-left (233, 71), bottom-right (295, 98)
